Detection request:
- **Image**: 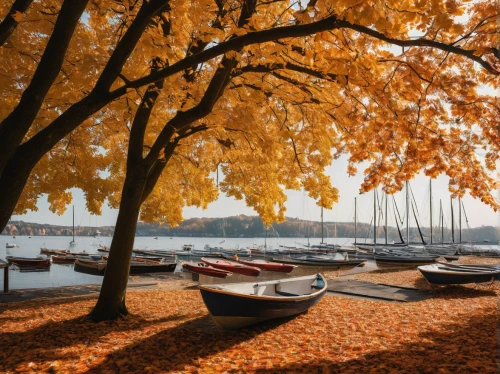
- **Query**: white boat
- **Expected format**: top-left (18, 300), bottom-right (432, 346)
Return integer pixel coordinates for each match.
top-left (419, 263), bottom-right (500, 284)
top-left (6, 243), bottom-right (16, 248)
top-left (199, 274), bottom-right (327, 329)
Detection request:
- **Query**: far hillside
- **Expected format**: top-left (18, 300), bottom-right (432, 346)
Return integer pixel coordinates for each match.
top-left (3, 215), bottom-right (499, 242)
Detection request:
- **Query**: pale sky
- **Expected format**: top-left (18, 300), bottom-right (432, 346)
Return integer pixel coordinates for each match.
top-left (11, 154), bottom-right (500, 229)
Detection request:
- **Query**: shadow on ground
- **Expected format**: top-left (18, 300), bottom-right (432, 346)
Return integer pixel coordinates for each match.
top-left (243, 313), bottom-right (496, 373)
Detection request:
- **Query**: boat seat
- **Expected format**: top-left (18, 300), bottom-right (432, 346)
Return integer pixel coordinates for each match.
top-left (311, 275), bottom-right (325, 289)
top-left (275, 289), bottom-right (300, 297)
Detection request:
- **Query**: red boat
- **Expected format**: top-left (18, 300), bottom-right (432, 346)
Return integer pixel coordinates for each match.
top-left (201, 257), bottom-right (261, 277)
top-left (182, 262), bottom-right (232, 278)
top-left (52, 255), bottom-right (77, 264)
top-left (7, 256), bottom-right (51, 267)
top-left (235, 258), bottom-right (296, 273)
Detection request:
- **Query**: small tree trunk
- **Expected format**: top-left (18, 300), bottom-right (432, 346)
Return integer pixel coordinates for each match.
top-left (90, 167), bottom-right (146, 321)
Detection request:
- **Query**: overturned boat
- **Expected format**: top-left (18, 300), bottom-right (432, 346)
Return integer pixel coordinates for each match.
top-left (418, 263), bottom-right (500, 284)
top-left (182, 261), bottom-right (232, 278)
top-left (199, 274), bottom-right (327, 329)
top-left (201, 257), bottom-right (261, 276)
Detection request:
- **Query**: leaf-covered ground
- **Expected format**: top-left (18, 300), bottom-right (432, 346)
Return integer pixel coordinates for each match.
top-left (1, 270), bottom-right (497, 374)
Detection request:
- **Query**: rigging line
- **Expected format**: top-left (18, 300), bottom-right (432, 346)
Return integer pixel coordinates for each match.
top-left (411, 199), bottom-right (426, 244)
top-left (409, 183), bottom-right (421, 217)
top-left (365, 216), bottom-right (373, 242)
top-left (461, 200), bottom-right (472, 241)
top-left (392, 195), bottom-right (404, 225)
top-left (376, 190), bottom-right (384, 222)
top-left (393, 197), bottom-right (405, 244)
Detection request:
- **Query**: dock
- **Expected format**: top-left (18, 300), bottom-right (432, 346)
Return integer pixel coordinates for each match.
top-left (326, 279), bottom-right (430, 302)
top-left (0, 259), bottom-right (9, 293)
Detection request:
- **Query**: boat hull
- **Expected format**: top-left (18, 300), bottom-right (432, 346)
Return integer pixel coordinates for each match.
top-left (200, 275), bottom-right (327, 329)
top-left (182, 262), bottom-right (232, 278)
top-left (52, 255), bottom-right (77, 264)
top-left (74, 260), bottom-right (106, 275)
top-left (375, 255), bottom-right (437, 264)
top-left (129, 262), bottom-right (176, 274)
top-left (7, 257), bottom-right (50, 267)
top-left (236, 259), bottom-right (296, 273)
top-left (418, 264), bottom-right (500, 284)
top-left (202, 258), bottom-right (260, 276)
top-left (273, 257), bottom-right (365, 267)
top-left (74, 260), bottom-right (176, 276)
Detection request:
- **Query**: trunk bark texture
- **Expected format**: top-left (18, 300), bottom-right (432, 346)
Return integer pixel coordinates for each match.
top-left (90, 168), bottom-right (146, 321)
top-left (0, 155), bottom-right (32, 232)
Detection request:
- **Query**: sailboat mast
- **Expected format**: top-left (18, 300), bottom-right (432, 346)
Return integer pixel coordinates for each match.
top-left (450, 197), bottom-right (455, 244)
top-left (72, 205), bottom-right (75, 242)
top-left (354, 197), bottom-right (357, 245)
top-left (406, 181), bottom-right (409, 245)
top-left (459, 197), bottom-right (462, 243)
top-left (321, 207), bottom-right (324, 244)
top-left (385, 193), bottom-right (388, 245)
top-left (373, 189), bottom-right (377, 244)
top-left (429, 179), bottom-right (433, 244)
top-left (440, 200), bottom-right (444, 244)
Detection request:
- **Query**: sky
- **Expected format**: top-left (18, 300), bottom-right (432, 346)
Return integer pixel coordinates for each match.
top-left (10, 153), bottom-right (500, 229)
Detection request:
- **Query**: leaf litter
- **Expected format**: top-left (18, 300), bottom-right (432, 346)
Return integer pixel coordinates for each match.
top-left (0, 263), bottom-right (498, 373)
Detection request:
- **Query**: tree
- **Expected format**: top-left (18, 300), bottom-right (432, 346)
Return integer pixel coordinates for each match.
top-left (0, 1), bottom-right (498, 319)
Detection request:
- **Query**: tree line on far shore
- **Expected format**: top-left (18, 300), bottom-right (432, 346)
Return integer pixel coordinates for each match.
top-left (3, 215), bottom-right (499, 243)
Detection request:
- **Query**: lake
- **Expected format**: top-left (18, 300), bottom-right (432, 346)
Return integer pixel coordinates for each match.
top-left (1, 235), bottom-right (359, 290)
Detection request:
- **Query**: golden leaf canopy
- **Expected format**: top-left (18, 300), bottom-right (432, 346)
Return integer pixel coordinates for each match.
top-left (1, 0), bottom-right (498, 225)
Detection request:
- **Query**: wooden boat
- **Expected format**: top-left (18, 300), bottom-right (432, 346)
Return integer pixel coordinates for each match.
top-left (52, 254), bottom-right (102, 264)
top-left (375, 252), bottom-right (438, 264)
top-left (418, 263), bottom-right (500, 284)
top-left (232, 257), bottom-right (296, 273)
top-left (52, 255), bottom-right (77, 263)
top-left (129, 261), bottom-right (176, 274)
top-left (273, 256), bottom-right (366, 268)
top-left (7, 256), bottom-right (51, 267)
top-left (132, 256), bottom-right (164, 263)
top-left (182, 262), bottom-right (232, 278)
top-left (132, 249), bottom-right (176, 258)
top-left (74, 259), bottom-right (106, 275)
top-left (40, 248), bottom-right (69, 255)
top-left (74, 259), bottom-right (177, 276)
top-left (201, 257), bottom-right (261, 276)
top-left (199, 274), bottom-right (327, 329)
top-left (97, 246), bottom-right (110, 253)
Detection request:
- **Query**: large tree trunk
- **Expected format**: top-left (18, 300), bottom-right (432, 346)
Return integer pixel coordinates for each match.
top-left (0, 150), bottom-right (35, 232)
top-left (90, 167), bottom-right (147, 321)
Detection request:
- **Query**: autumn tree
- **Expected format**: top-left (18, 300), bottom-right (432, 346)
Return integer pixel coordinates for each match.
top-left (0, 1), bottom-right (499, 319)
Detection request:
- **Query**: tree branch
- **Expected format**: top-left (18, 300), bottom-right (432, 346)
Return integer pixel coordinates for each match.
top-left (94, 0), bottom-right (170, 92)
top-left (0, 0), bottom-right (89, 177)
top-left (0, 0), bottom-right (33, 47)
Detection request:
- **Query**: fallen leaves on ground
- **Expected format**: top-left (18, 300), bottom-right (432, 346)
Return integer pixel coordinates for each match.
top-left (0, 277), bottom-right (497, 374)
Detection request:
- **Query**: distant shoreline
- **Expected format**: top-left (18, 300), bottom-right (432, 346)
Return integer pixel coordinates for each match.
top-left (3, 216), bottom-right (500, 243)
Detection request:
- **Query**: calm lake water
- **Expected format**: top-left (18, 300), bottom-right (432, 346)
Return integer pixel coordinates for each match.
top-left (1, 235), bottom-right (359, 290)
top-left (3, 235), bottom-right (497, 291)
